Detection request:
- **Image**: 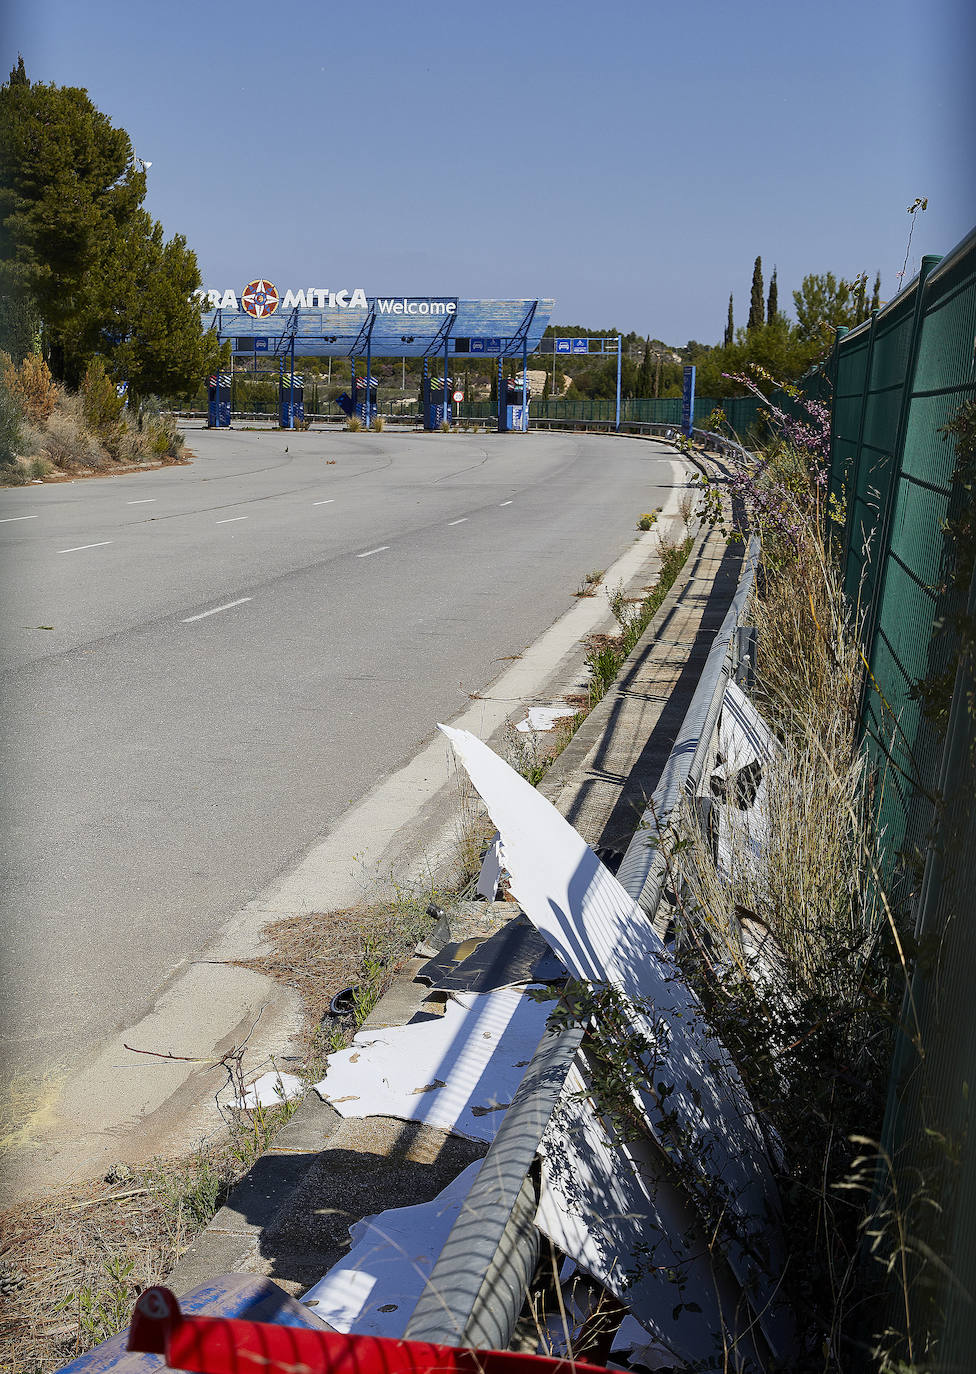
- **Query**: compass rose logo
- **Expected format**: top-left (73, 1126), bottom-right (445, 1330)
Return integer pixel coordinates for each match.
top-left (241, 279), bottom-right (280, 318)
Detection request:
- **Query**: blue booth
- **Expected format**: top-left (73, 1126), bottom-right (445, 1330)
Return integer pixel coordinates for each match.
top-left (422, 372), bottom-right (452, 431)
top-left (207, 373), bottom-right (232, 428)
top-left (498, 376), bottom-right (529, 433)
top-left (279, 372), bottom-right (304, 429)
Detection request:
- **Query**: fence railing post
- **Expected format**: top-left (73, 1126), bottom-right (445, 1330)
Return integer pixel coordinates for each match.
top-left (858, 254), bottom-right (942, 722)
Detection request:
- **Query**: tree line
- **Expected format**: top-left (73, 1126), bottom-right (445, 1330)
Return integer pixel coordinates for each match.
top-left (0, 59), bottom-right (222, 403)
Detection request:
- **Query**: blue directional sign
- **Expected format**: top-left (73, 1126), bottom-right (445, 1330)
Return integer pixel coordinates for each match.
top-left (682, 365), bottom-right (696, 436)
top-left (555, 338), bottom-right (572, 353)
top-left (470, 337), bottom-right (502, 354)
top-left (572, 338), bottom-right (589, 354)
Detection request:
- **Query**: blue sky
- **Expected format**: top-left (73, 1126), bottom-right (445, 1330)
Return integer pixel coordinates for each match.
top-left (3, 0), bottom-right (974, 345)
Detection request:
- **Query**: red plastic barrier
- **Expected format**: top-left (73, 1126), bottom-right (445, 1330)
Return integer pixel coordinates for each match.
top-left (128, 1288), bottom-right (614, 1374)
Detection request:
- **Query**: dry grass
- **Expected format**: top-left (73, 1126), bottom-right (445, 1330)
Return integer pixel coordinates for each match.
top-left (660, 450), bottom-right (905, 1370)
top-left (0, 1119), bottom-right (294, 1372)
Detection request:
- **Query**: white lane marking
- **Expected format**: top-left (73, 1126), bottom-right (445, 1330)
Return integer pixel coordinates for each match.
top-left (128, 498), bottom-right (155, 505)
top-left (0, 514), bottom-right (39, 523)
top-left (58, 541), bottom-right (112, 554)
top-left (216, 516), bottom-right (248, 524)
top-left (182, 597), bottom-right (252, 623)
top-left (357, 545), bottom-right (390, 558)
top-left (448, 518), bottom-right (468, 526)
top-left (499, 501), bottom-right (514, 506)
top-left (313, 499), bottom-right (335, 506)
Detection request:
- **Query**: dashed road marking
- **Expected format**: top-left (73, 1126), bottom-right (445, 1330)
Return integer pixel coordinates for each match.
top-left (127, 499), bottom-right (155, 505)
top-left (357, 545), bottom-right (390, 558)
top-left (448, 518), bottom-right (468, 526)
top-left (58, 541), bottom-right (112, 554)
top-left (182, 597), bottom-right (253, 623)
top-left (313, 499), bottom-right (335, 506)
top-left (499, 501), bottom-right (514, 506)
top-left (0, 514), bottom-right (39, 523)
top-left (216, 516), bottom-right (248, 524)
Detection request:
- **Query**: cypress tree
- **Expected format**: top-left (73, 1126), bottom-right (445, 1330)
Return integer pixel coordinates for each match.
top-left (852, 273), bottom-right (867, 323)
top-left (766, 268), bottom-right (778, 324)
top-left (870, 270), bottom-right (881, 312)
top-left (748, 257), bottom-right (764, 330)
top-left (637, 336), bottom-right (654, 396)
top-left (724, 294), bottom-right (734, 347)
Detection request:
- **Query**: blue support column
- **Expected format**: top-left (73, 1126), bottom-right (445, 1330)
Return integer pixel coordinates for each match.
top-left (289, 338), bottom-right (295, 430)
top-left (443, 339), bottom-right (449, 428)
top-left (615, 335), bottom-right (622, 432)
top-left (423, 357), bottom-right (429, 429)
top-left (521, 337), bottom-right (528, 432)
top-left (350, 357), bottom-right (356, 423)
top-left (497, 354), bottom-right (503, 431)
top-left (214, 368), bottom-right (220, 429)
top-left (366, 336), bottom-right (372, 428)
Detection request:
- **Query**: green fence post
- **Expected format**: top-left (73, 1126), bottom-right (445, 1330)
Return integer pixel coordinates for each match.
top-left (858, 254), bottom-right (942, 724)
top-left (824, 324), bottom-right (849, 532)
top-left (837, 313), bottom-right (881, 564)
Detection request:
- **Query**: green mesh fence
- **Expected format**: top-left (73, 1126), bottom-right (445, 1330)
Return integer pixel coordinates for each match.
top-left (825, 225), bottom-right (976, 1370)
top-left (457, 393), bottom-right (770, 433)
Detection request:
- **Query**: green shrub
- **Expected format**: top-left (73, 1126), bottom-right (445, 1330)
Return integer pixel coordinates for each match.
top-left (0, 378), bottom-right (22, 466)
top-left (81, 358), bottom-right (125, 436)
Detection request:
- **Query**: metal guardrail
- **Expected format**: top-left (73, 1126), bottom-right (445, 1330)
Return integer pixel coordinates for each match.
top-left (406, 428), bottom-right (762, 1348)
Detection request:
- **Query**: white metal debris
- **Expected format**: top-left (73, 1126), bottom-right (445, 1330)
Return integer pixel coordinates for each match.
top-left (476, 833), bottom-right (504, 900)
top-left (712, 680), bottom-right (777, 883)
top-left (237, 1069), bottom-right (304, 1110)
top-left (312, 986), bottom-right (555, 1143)
top-left (515, 705), bottom-right (578, 733)
top-left (438, 723), bottom-right (795, 1359)
top-left (536, 1061), bottom-right (763, 1372)
top-left (610, 1315), bottom-right (683, 1372)
top-left (301, 1161), bottom-right (483, 1337)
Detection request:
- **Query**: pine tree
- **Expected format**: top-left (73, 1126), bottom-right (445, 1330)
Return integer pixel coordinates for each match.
top-left (0, 60), bottom-right (218, 392)
top-left (748, 257), bottom-right (764, 331)
top-left (724, 294), bottom-right (734, 347)
top-left (766, 269), bottom-right (778, 324)
top-left (870, 271), bottom-right (881, 312)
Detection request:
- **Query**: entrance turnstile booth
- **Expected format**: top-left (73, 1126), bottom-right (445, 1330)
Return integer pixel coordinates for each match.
top-left (207, 373), bottom-right (232, 428)
top-left (337, 376), bottom-right (377, 425)
top-left (279, 373), bottom-right (304, 429)
top-left (498, 376), bottom-right (530, 433)
top-left (423, 373), bottom-right (452, 431)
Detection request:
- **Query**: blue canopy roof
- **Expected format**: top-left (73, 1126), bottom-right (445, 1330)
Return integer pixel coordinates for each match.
top-left (203, 297), bottom-right (554, 358)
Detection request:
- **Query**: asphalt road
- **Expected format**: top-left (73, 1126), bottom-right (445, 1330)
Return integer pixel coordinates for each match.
top-left (0, 428), bottom-right (682, 1082)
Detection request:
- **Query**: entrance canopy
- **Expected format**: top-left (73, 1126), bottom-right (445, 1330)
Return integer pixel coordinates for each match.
top-left (202, 297), bottom-right (555, 359)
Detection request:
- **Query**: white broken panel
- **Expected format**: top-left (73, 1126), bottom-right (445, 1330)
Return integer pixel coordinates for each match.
top-left (610, 1315), bottom-right (683, 1372)
top-left (237, 1069), bottom-right (304, 1111)
top-left (302, 1160), bottom-right (482, 1337)
top-left (713, 680), bottom-right (777, 883)
top-left (439, 724), bottom-right (795, 1360)
top-left (476, 833), bottom-right (504, 901)
top-left (536, 1061), bottom-right (764, 1373)
top-left (313, 986), bottom-right (554, 1143)
top-left (515, 705), bottom-right (578, 733)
